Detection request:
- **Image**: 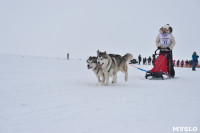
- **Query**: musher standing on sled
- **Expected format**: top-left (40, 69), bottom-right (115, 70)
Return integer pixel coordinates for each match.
top-left (155, 24), bottom-right (176, 77)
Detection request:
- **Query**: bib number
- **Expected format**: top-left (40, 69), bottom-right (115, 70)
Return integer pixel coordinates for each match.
top-left (160, 34), bottom-right (171, 46)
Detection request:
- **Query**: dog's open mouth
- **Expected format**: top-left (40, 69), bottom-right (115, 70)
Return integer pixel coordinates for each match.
top-left (87, 65), bottom-right (92, 69)
top-left (98, 63), bottom-right (104, 68)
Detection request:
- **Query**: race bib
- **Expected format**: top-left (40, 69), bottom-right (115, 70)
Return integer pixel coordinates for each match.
top-left (160, 33), bottom-right (171, 46)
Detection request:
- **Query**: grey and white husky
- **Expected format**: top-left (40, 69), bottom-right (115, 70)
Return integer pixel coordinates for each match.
top-left (87, 56), bottom-right (105, 83)
top-left (97, 50), bottom-right (133, 85)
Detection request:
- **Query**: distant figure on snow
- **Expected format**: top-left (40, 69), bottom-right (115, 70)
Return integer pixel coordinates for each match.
top-left (143, 58), bottom-right (147, 65)
top-left (138, 55), bottom-right (142, 65)
top-left (173, 60), bottom-right (176, 66)
top-left (185, 60), bottom-right (189, 67)
top-left (192, 52), bottom-right (199, 71)
top-left (189, 60), bottom-right (193, 67)
top-left (67, 53), bottom-right (69, 60)
top-left (181, 60), bottom-right (184, 67)
top-left (148, 56), bottom-right (152, 65)
top-left (177, 60), bottom-right (180, 67)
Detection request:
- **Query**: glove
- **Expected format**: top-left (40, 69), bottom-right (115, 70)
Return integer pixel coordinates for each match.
top-left (167, 47), bottom-right (170, 50)
top-left (158, 47), bottom-right (161, 49)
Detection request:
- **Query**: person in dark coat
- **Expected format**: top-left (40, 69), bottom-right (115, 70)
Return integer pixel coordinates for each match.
top-left (144, 58), bottom-right (147, 65)
top-left (192, 52), bottom-right (199, 71)
top-left (138, 55), bottom-right (142, 65)
top-left (67, 53), bottom-right (69, 60)
top-left (143, 58), bottom-right (145, 65)
top-left (148, 56), bottom-right (152, 65)
top-left (185, 60), bottom-right (189, 67)
top-left (177, 60), bottom-right (180, 67)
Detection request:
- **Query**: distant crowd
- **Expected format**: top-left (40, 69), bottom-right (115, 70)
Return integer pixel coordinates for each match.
top-left (173, 60), bottom-right (195, 67)
top-left (129, 54), bottom-right (200, 68)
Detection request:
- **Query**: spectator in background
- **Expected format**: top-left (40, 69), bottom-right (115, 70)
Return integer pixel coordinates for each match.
top-left (148, 56), bottom-right (152, 65)
top-left (189, 60), bottom-right (193, 67)
top-left (177, 60), bottom-right (180, 67)
top-left (185, 60), bottom-right (189, 67)
top-left (138, 55), bottom-right (142, 65)
top-left (67, 53), bottom-right (69, 60)
top-left (192, 52), bottom-right (199, 71)
top-left (173, 60), bottom-right (176, 66)
top-left (143, 58), bottom-right (146, 65)
top-left (144, 57), bottom-right (147, 65)
top-left (181, 60), bottom-right (184, 67)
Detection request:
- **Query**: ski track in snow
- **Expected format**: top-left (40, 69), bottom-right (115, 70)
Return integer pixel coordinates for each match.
top-left (0, 55), bottom-right (200, 133)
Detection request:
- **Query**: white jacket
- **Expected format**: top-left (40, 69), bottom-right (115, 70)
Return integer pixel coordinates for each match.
top-left (155, 27), bottom-right (176, 51)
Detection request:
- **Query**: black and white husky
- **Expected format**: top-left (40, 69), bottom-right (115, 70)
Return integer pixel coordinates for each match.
top-left (87, 56), bottom-right (105, 83)
top-left (97, 50), bottom-right (133, 85)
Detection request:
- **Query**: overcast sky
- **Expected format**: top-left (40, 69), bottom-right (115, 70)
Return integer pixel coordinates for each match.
top-left (0, 0), bottom-right (200, 60)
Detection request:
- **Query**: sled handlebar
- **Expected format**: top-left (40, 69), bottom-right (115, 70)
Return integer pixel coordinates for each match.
top-left (154, 47), bottom-right (171, 55)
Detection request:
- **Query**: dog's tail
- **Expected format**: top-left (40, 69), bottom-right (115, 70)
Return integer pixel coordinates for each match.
top-left (123, 53), bottom-right (133, 63)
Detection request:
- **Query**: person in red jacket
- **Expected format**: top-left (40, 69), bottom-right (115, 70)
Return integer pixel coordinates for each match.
top-left (181, 60), bottom-right (184, 67)
top-left (173, 60), bottom-right (176, 66)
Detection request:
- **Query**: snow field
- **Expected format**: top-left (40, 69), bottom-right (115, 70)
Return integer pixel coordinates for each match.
top-left (0, 55), bottom-right (199, 133)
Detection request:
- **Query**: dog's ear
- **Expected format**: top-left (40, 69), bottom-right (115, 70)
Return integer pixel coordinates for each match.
top-left (86, 57), bottom-right (89, 62)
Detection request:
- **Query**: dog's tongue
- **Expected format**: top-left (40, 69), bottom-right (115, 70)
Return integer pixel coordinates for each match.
top-left (100, 63), bottom-right (104, 68)
top-left (97, 64), bottom-right (101, 68)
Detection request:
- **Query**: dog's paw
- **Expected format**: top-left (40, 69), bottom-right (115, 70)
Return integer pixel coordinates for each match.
top-left (112, 81), bottom-right (117, 84)
top-left (99, 80), bottom-right (103, 83)
top-left (99, 82), bottom-right (104, 85)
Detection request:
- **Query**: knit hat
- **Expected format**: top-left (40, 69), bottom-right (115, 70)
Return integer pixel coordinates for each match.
top-left (162, 24), bottom-right (170, 30)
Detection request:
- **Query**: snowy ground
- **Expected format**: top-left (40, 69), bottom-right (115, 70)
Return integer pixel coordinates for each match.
top-left (0, 54), bottom-right (199, 133)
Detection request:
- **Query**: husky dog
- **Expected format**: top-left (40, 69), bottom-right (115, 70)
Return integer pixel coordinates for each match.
top-left (97, 50), bottom-right (133, 85)
top-left (87, 56), bottom-right (105, 83)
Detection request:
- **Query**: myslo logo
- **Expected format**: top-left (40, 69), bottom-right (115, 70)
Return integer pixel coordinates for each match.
top-left (172, 127), bottom-right (198, 132)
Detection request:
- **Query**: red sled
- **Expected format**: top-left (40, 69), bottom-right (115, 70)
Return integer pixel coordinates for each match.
top-left (145, 48), bottom-right (175, 79)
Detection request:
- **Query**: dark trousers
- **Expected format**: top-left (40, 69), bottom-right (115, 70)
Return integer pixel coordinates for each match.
top-left (192, 61), bottom-right (198, 70)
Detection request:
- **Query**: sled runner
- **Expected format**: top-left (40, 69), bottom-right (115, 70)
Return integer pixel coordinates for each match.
top-left (145, 48), bottom-right (175, 79)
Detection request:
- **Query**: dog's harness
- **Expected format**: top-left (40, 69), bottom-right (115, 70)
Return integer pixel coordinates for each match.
top-left (107, 62), bottom-right (112, 73)
top-left (109, 54), bottom-right (124, 66)
top-left (95, 63), bottom-right (111, 74)
top-left (119, 57), bottom-right (124, 65)
top-left (94, 66), bottom-right (100, 74)
top-left (96, 68), bottom-right (100, 74)
top-left (107, 56), bottom-right (123, 73)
